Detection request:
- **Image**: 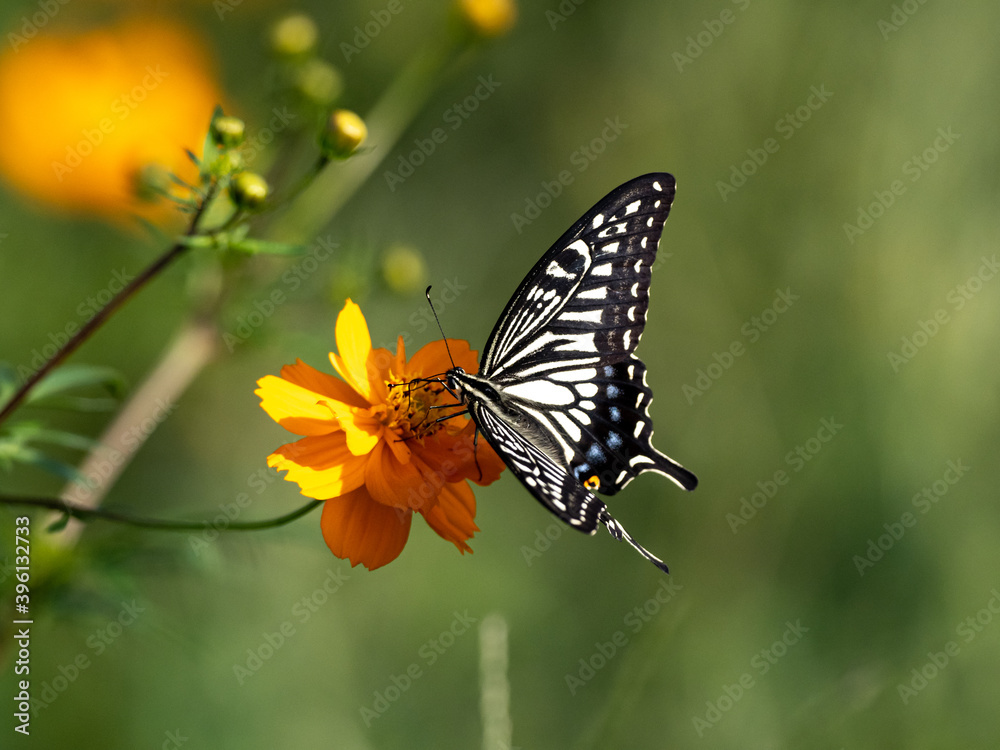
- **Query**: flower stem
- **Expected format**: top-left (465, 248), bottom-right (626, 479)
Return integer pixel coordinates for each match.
top-left (0, 494), bottom-right (322, 531)
top-left (0, 181), bottom-right (220, 428)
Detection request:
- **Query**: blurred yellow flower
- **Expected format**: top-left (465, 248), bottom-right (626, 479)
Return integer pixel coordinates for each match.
top-left (457, 0), bottom-right (518, 37)
top-left (0, 19), bottom-right (222, 221)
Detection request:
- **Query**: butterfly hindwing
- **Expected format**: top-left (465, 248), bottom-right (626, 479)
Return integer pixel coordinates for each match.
top-left (470, 399), bottom-right (671, 573)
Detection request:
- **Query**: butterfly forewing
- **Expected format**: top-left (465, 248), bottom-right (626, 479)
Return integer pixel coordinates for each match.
top-left (483, 174), bottom-right (676, 377)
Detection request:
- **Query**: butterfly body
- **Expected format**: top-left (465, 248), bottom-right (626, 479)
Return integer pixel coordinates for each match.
top-left (447, 173), bottom-right (696, 572)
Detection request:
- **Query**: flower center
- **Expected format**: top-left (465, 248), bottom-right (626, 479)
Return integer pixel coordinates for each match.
top-left (385, 378), bottom-right (461, 440)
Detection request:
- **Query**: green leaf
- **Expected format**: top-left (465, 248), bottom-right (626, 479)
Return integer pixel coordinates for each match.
top-left (229, 223), bottom-right (251, 243)
top-left (0, 361), bottom-right (18, 405)
top-left (29, 428), bottom-right (98, 452)
top-left (26, 365), bottom-right (126, 405)
top-left (202, 105), bottom-right (226, 165)
top-left (178, 234), bottom-right (219, 249)
top-left (229, 238), bottom-right (307, 256)
top-left (30, 395), bottom-right (119, 412)
top-left (47, 513), bottom-right (71, 533)
top-left (5, 444), bottom-right (82, 482)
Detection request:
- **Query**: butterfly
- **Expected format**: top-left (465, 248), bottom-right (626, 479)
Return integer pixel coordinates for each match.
top-left (441, 173), bottom-right (697, 573)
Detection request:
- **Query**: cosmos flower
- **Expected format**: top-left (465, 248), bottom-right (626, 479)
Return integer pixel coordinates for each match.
top-left (0, 18), bottom-right (221, 221)
top-left (256, 300), bottom-right (505, 570)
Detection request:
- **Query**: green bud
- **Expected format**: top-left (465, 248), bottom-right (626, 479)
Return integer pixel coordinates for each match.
top-left (211, 116), bottom-right (246, 149)
top-left (230, 172), bottom-right (269, 211)
top-left (270, 13), bottom-right (319, 58)
top-left (294, 59), bottom-right (343, 106)
top-left (381, 244), bottom-right (428, 295)
top-left (321, 109), bottom-right (367, 159)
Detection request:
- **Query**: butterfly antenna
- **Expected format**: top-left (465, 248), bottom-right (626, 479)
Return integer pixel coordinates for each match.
top-left (426, 286), bottom-right (457, 369)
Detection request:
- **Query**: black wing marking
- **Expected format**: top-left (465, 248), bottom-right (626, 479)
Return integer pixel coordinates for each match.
top-left (522, 358), bottom-right (698, 495)
top-left (482, 173), bottom-right (676, 378)
top-left (471, 400), bottom-right (670, 573)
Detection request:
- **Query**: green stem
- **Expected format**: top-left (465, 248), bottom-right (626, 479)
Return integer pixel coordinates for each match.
top-left (1, 494), bottom-right (322, 532)
top-left (0, 181), bottom-right (221, 428)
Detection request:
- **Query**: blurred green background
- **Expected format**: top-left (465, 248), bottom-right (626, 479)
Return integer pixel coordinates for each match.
top-left (2, 0), bottom-right (1000, 747)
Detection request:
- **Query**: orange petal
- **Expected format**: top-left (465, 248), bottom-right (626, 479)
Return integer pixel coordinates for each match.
top-left (280, 358), bottom-right (368, 408)
top-left (330, 299), bottom-right (374, 402)
top-left (364, 440), bottom-right (438, 511)
top-left (267, 433), bottom-right (367, 499)
top-left (407, 338), bottom-right (479, 378)
top-left (321, 488), bottom-right (412, 570)
top-left (420, 481), bottom-right (479, 553)
top-left (255, 374), bottom-right (341, 436)
top-left (418, 422), bottom-right (506, 486)
top-left (323, 399), bottom-right (383, 456)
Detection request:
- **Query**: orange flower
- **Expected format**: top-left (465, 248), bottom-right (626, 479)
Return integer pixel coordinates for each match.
top-left (0, 18), bottom-right (222, 222)
top-left (256, 300), bottom-right (505, 570)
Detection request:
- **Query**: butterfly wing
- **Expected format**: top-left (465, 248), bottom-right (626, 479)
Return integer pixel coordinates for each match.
top-left (479, 173), bottom-right (696, 495)
top-left (469, 399), bottom-right (671, 573)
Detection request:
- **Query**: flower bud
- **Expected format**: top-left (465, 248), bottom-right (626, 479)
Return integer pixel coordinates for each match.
top-left (211, 116), bottom-right (245, 149)
top-left (270, 14), bottom-right (319, 58)
top-left (321, 109), bottom-right (367, 159)
top-left (230, 172), bottom-right (269, 211)
top-left (381, 244), bottom-right (428, 295)
top-left (457, 0), bottom-right (517, 37)
top-left (295, 59), bottom-right (343, 106)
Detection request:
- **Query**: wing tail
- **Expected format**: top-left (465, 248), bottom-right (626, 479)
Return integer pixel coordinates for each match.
top-left (600, 508), bottom-right (670, 574)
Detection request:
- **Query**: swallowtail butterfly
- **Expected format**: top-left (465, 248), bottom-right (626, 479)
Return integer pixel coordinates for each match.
top-left (446, 173), bottom-right (697, 572)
